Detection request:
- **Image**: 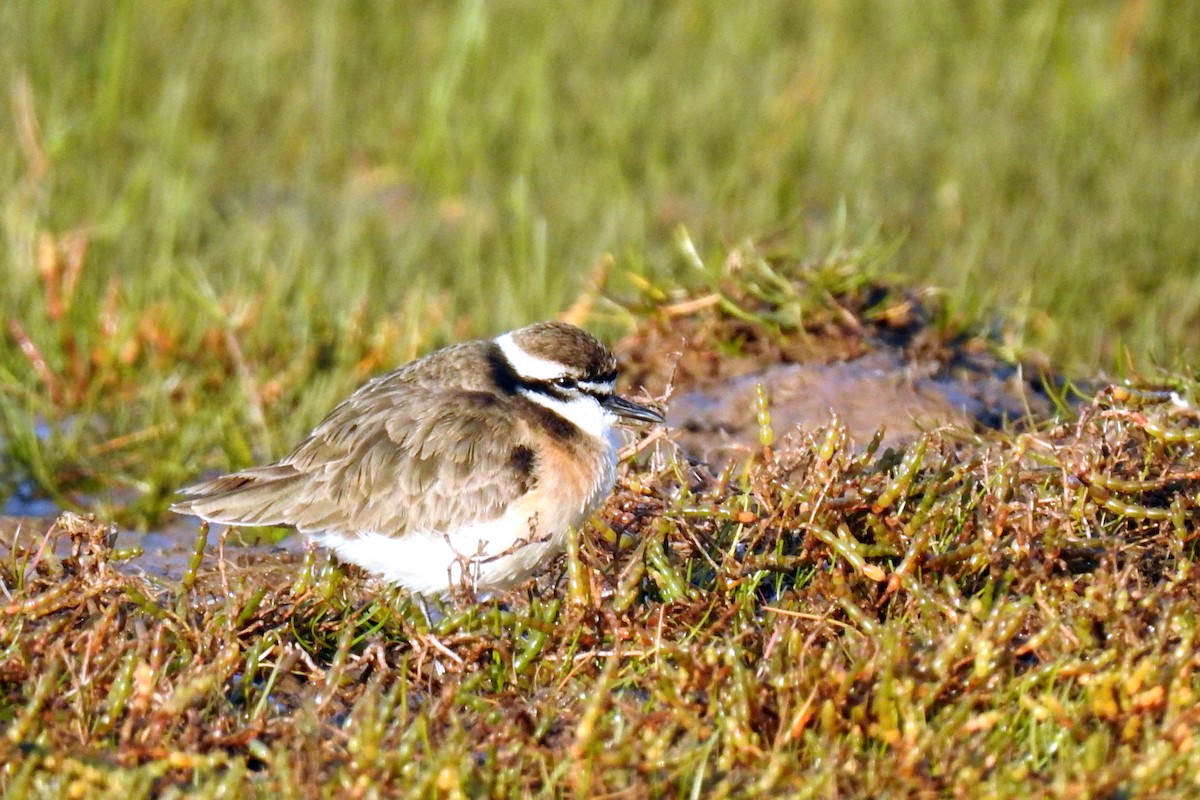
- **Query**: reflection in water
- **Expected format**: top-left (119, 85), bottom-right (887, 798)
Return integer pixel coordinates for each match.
top-left (3, 481), bottom-right (60, 517)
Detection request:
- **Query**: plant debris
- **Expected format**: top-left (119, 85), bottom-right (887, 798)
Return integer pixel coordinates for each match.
top-left (5, 266), bottom-right (1200, 795)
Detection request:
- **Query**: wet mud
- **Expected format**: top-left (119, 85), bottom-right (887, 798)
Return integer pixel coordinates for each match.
top-left (619, 284), bottom-right (1063, 465)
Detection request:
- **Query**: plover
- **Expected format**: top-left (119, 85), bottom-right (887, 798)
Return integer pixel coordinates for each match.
top-left (171, 321), bottom-right (663, 595)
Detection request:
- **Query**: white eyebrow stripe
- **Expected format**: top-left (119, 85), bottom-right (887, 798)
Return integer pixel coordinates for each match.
top-left (577, 380), bottom-right (614, 395)
top-left (494, 332), bottom-right (567, 381)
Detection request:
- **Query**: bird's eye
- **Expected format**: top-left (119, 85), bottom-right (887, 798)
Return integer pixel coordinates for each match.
top-left (554, 377), bottom-right (577, 390)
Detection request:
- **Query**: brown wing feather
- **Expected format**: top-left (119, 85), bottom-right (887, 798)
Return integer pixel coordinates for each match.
top-left (172, 379), bottom-right (536, 536)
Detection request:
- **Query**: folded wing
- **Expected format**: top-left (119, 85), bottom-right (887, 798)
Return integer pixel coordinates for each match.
top-left (171, 386), bottom-right (536, 537)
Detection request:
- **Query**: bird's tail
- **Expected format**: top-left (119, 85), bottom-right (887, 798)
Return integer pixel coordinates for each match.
top-left (170, 464), bottom-right (305, 528)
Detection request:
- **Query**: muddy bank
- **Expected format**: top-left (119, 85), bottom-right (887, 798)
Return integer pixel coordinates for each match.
top-left (618, 279), bottom-right (1063, 464)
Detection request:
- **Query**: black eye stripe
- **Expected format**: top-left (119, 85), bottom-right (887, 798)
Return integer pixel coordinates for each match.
top-left (514, 372), bottom-right (617, 402)
top-left (515, 378), bottom-right (573, 401)
top-left (519, 379), bottom-right (616, 403)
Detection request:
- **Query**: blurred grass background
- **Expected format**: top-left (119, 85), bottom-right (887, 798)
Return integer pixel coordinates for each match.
top-left (1, 1), bottom-right (1199, 516)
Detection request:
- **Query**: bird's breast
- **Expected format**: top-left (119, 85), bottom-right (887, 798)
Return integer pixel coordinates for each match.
top-left (519, 434), bottom-right (616, 535)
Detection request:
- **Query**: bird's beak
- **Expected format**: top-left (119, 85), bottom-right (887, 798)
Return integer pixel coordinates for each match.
top-left (603, 394), bottom-right (665, 424)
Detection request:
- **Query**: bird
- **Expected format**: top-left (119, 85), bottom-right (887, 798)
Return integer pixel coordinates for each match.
top-left (171, 321), bottom-right (664, 596)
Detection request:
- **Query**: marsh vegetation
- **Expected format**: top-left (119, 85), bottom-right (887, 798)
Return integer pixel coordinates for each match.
top-left (3, 3), bottom-right (1200, 797)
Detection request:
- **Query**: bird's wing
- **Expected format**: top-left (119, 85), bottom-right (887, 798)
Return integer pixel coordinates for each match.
top-left (172, 387), bottom-right (537, 536)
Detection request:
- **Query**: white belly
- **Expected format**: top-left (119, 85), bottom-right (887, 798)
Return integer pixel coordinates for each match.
top-left (309, 448), bottom-right (615, 595)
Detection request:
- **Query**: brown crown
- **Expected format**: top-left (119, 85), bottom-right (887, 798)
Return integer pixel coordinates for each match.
top-left (510, 322), bottom-right (618, 380)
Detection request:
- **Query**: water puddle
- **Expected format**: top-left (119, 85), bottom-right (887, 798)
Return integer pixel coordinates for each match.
top-left (0, 513), bottom-right (307, 587)
top-left (2, 481), bottom-right (62, 518)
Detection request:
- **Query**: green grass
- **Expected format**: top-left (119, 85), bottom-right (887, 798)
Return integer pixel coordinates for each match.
top-left (4, 1), bottom-right (1200, 511)
top-left (3, 2), bottom-right (1198, 363)
top-left (6, 335), bottom-right (1200, 796)
top-left (3, 1), bottom-right (1200, 796)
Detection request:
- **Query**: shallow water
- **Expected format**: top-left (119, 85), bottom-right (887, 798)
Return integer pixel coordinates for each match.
top-left (0, 512), bottom-right (307, 584)
top-left (2, 481), bottom-right (61, 518)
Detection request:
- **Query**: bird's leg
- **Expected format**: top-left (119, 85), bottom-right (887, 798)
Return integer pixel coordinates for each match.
top-left (217, 524), bottom-right (232, 596)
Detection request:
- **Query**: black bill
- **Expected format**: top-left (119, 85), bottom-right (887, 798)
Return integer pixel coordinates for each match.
top-left (603, 394), bottom-right (665, 424)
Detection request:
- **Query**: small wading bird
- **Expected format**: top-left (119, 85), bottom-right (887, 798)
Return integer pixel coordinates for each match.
top-left (172, 321), bottom-right (663, 595)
